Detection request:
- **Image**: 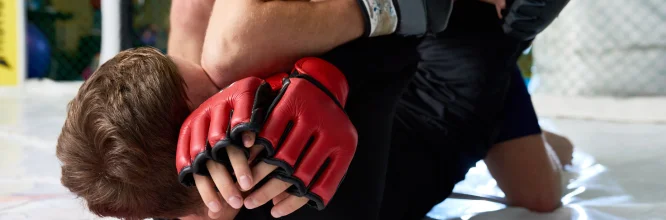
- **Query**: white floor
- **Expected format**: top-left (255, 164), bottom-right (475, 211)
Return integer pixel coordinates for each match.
top-left (1, 80), bottom-right (665, 220)
top-left (427, 119), bottom-right (666, 220)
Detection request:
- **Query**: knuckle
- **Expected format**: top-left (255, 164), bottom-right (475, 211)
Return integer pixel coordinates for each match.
top-left (206, 160), bottom-right (223, 170)
top-left (244, 131), bottom-right (256, 137)
top-left (278, 180), bottom-right (291, 189)
top-left (230, 153), bottom-right (248, 164)
top-left (215, 178), bottom-right (232, 189)
top-left (280, 197), bottom-right (307, 213)
top-left (284, 199), bottom-right (300, 210)
top-left (229, 149), bottom-right (249, 162)
top-left (255, 189), bottom-right (273, 201)
top-left (232, 156), bottom-right (249, 165)
top-left (233, 166), bottom-right (250, 176)
top-left (202, 193), bottom-right (218, 202)
top-left (220, 184), bottom-right (237, 196)
top-left (227, 146), bottom-right (242, 155)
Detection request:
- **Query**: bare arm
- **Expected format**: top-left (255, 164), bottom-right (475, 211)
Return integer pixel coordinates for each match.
top-left (167, 0), bottom-right (215, 64)
top-left (167, 0), bottom-right (221, 109)
top-left (200, 0), bottom-right (365, 88)
top-left (484, 134), bottom-right (563, 212)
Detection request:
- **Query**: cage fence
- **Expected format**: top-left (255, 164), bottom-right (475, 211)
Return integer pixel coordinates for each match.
top-left (25, 0), bottom-right (170, 81)
top-left (529, 0), bottom-right (666, 97)
top-left (26, 0), bottom-right (101, 81)
top-left (128, 0), bottom-right (170, 53)
top-left (28, 0), bottom-right (666, 99)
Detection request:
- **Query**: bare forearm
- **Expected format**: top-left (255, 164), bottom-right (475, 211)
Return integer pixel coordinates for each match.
top-left (256, 0), bottom-right (364, 57)
top-left (168, 0), bottom-right (214, 64)
top-left (201, 0), bottom-right (365, 88)
top-left (485, 134), bottom-right (562, 212)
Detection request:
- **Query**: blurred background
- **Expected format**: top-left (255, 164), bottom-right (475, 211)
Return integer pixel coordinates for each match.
top-left (21, 0), bottom-right (169, 81)
top-left (18, 0), bottom-right (666, 107)
top-left (1, 0), bottom-right (665, 219)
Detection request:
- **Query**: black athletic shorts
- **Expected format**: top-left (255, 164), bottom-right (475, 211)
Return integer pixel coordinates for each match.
top-left (495, 66), bottom-right (541, 143)
top-left (234, 35), bottom-right (422, 220)
top-left (379, 1), bottom-right (535, 219)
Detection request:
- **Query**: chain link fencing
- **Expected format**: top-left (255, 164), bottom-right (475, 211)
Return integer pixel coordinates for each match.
top-left (26, 0), bottom-right (101, 81)
top-left (529, 0), bottom-right (666, 97)
top-left (25, 0), bottom-right (170, 81)
top-left (30, 0), bottom-right (664, 98)
top-left (129, 0), bottom-right (170, 53)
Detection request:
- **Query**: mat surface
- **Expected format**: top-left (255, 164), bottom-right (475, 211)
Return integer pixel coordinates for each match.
top-left (1, 80), bottom-right (665, 220)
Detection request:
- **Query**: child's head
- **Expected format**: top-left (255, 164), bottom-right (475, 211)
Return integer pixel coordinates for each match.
top-left (56, 47), bottom-right (204, 219)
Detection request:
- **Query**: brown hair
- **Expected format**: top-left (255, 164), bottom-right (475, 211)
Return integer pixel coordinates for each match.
top-left (56, 47), bottom-right (202, 219)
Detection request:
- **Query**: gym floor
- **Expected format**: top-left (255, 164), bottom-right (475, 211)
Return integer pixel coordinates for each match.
top-left (1, 80), bottom-right (665, 220)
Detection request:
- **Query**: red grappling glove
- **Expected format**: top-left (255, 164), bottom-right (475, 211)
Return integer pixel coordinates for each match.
top-left (254, 58), bottom-right (358, 210)
top-left (175, 75), bottom-right (283, 186)
top-left (175, 57), bottom-right (357, 210)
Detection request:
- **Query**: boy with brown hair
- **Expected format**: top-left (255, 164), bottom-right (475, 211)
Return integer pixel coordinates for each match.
top-left (55, 45), bottom-right (353, 220)
top-left (56, 47), bottom-right (219, 219)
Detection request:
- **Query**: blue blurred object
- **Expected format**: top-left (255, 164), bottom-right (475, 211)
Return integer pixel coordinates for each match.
top-left (140, 24), bottom-right (158, 46)
top-left (27, 0), bottom-right (44, 11)
top-left (26, 22), bottom-right (51, 78)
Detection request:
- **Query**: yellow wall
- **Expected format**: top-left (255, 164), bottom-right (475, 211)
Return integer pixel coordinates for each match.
top-left (0, 0), bottom-right (21, 86)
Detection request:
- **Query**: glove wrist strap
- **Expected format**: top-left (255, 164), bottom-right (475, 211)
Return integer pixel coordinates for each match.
top-left (357, 0), bottom-right (398, 37)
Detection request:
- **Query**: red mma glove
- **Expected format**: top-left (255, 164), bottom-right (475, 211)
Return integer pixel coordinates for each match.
top-left (176, 57), bottom-right (357, 211)
top-left (175, 75), bottom-right (283, 186)
top-left (255, 58), bottom-right (358, 210)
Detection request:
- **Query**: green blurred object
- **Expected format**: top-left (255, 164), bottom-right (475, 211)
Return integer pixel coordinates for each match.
top-left (517, 48), bottom-right (533, 80)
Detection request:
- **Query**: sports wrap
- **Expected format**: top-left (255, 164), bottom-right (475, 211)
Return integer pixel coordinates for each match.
top-left (356, 0), bottom-right (455, 37)
top-left (175, 57), bottom-right (358, 210)
top-left (503, 0), bottom-right (571, 40)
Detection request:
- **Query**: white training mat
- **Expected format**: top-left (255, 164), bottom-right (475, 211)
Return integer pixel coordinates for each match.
top-left (530, 94), bottom-right (666, 124)
top-left (0, 80), bottom-right (112, 220)
top-left (2, 80), bottom-right (666, 219)
top-left (427, 119), bottom-right (666, 220)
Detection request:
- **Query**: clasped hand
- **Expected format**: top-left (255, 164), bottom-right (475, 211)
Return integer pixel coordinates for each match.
top-left (193, 133), bottom-right (310, 219)
top-left (176, 58), bottom-right (357, 220)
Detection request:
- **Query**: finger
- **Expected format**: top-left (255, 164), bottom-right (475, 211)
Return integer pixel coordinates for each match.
top-left (272, 192), bottom-right (291, 205)
top-left (214, 192), bottom-right (243, 220)
top-left (205, 195), bottom-right (234, 220)
top-left (208, 209), bottom-right (221, 219)
top-left (222, 203), bottom-right (243, 220)
top-left (271, 195), bottom-right (309, 218)
top-left (248, 145), bottom-right (264, 163)
top-left (244, 178), bottom-right (291, 209)
top-left (190, 114), bottom-right (210, 161)
top-left (250, 162), bottom-right (278, 188)
top-left (207, 160), bottom-right (244, 209)
top-left (227, 146), bottom-right (253, 191)
top-left (242, 131), bottom-right (256, 148)
top-left (207, 197), bottom-right (224, 220)
top-left (495, 0), bottom-right (506, 19)
top-left (194, 175), bottom-right (224, 218)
